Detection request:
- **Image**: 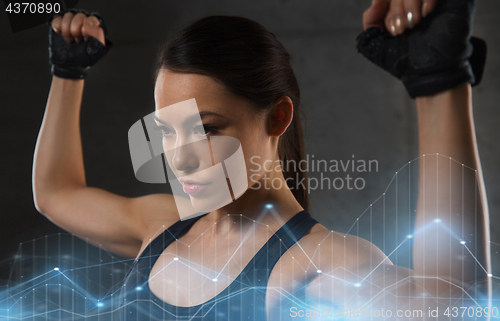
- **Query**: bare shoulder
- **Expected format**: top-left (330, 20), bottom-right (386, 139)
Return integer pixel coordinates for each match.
top-left (278, 223), bottom-right (390, 276)
top-left (267, 223), bottom-right (389, 306)
top-left (268, 224), bottom-right (417, 314)
top-left (298, 227), bottom-right (415, 295)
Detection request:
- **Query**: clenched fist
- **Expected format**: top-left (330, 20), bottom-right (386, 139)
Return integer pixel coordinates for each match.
top-left (49, 9), bottom-right (111, 79)
top-left (357, 0), bottom-right (487, 98)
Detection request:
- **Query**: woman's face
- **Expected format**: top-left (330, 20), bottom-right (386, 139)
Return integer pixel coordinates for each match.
top-left (154, 69), bottom-right (275, 214)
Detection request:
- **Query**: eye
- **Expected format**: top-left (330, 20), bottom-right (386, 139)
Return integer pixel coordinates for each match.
top-left (194, 124), bottom-right (218, 136)
top-left (153, 124), bottom-right (175, 137)
top-left (161, 128), bottom-right (175, 137)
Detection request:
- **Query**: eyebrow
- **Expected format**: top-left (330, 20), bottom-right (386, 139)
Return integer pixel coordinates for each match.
top-left (153, 111), bottom-right (229, 126)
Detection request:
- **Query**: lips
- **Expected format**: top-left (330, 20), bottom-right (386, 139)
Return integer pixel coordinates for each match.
top-left (179, 179), bottom-right (210, 195)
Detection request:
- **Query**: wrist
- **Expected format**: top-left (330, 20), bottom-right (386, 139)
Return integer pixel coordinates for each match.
top-left (50, 76), bottom-right (85, 98)
top-left (415, 83), bottom-right (472, 115)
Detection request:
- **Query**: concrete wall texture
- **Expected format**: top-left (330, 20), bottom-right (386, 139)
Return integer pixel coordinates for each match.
top-left (1, 0), bottom-right (499, 280)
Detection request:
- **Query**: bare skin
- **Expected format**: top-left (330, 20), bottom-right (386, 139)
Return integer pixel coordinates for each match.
top-left (33, 1), bottom-right (491, 319)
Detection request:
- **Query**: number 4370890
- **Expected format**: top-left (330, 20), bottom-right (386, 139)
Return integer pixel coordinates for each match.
top-left (5, 2), bottom-right (61, 14)
top-left (444, 306), bottom-right (498, 318)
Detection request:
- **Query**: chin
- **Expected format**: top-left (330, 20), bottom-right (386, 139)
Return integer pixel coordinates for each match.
top-left (190, 188), bottom-right (233, 213)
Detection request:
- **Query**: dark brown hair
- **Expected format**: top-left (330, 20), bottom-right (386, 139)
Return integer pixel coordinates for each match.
top-left (156, 15), bottom-right (309, 211)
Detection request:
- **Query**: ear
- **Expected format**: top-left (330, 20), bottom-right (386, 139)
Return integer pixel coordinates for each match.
top-left (268, 96), bottom-right (294, 137)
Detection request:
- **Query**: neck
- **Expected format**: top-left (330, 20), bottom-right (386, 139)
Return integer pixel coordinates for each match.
top-left (200, 172), bottom-right (304, 235)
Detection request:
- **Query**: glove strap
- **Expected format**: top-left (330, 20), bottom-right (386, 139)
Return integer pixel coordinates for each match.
top-left (51, 65), bottom-right (88, 79)
top-left (403, 61), bottom-right (474, 98)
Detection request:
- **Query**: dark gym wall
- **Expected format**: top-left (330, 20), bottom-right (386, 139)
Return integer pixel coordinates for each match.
top-left (1, 0), bottom-right (499, 279)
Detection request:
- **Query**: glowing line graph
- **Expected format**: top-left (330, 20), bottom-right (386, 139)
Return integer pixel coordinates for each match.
top-left (1, 154), bottom-right (498, 320)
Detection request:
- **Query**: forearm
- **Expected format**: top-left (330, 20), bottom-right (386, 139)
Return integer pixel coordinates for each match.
top-left (412, 84), bottom-right (491, 297)
top-left (33, 76), bottom-right (87, 211)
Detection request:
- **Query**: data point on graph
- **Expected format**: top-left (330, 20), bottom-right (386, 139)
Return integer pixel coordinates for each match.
top-left (212, 278), bottom-right (218, 282)
top-left (136, 286), bottom-right (143, 291)
top-left (460, 241), bottom-right (466, 244)
top-left (407, 235), bottom-right (413, 239)
top-left (317, 270), bottom-right (322, 274)
top-left (174, 257), bottom-right (178, 260)
top-left (54, 267), bottom-right (59, 271)
top-left (355, 283), bottom-right (361, 287)
top-left (265, 204), bottom-right (273, 209)
top-left (488, 274), bottom-right (493, 277)
top-left (434, 218), bottom-right (441, 223)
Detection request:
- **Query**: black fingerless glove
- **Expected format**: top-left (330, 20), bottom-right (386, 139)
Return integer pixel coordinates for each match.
top-left (48, 9), bottom-right (112, 79)
top-left (356, 0), bottom-right (487, 98)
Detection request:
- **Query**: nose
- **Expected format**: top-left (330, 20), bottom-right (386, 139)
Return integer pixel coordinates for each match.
top-left (172, 141), bottom-right (200, 174)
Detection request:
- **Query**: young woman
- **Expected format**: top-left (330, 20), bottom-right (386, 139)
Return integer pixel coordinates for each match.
top-left (33, 0), bottom-right (491, 319)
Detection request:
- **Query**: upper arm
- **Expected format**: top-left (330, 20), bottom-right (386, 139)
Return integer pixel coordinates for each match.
top-left (36, 187), bottom-right (178, 258)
